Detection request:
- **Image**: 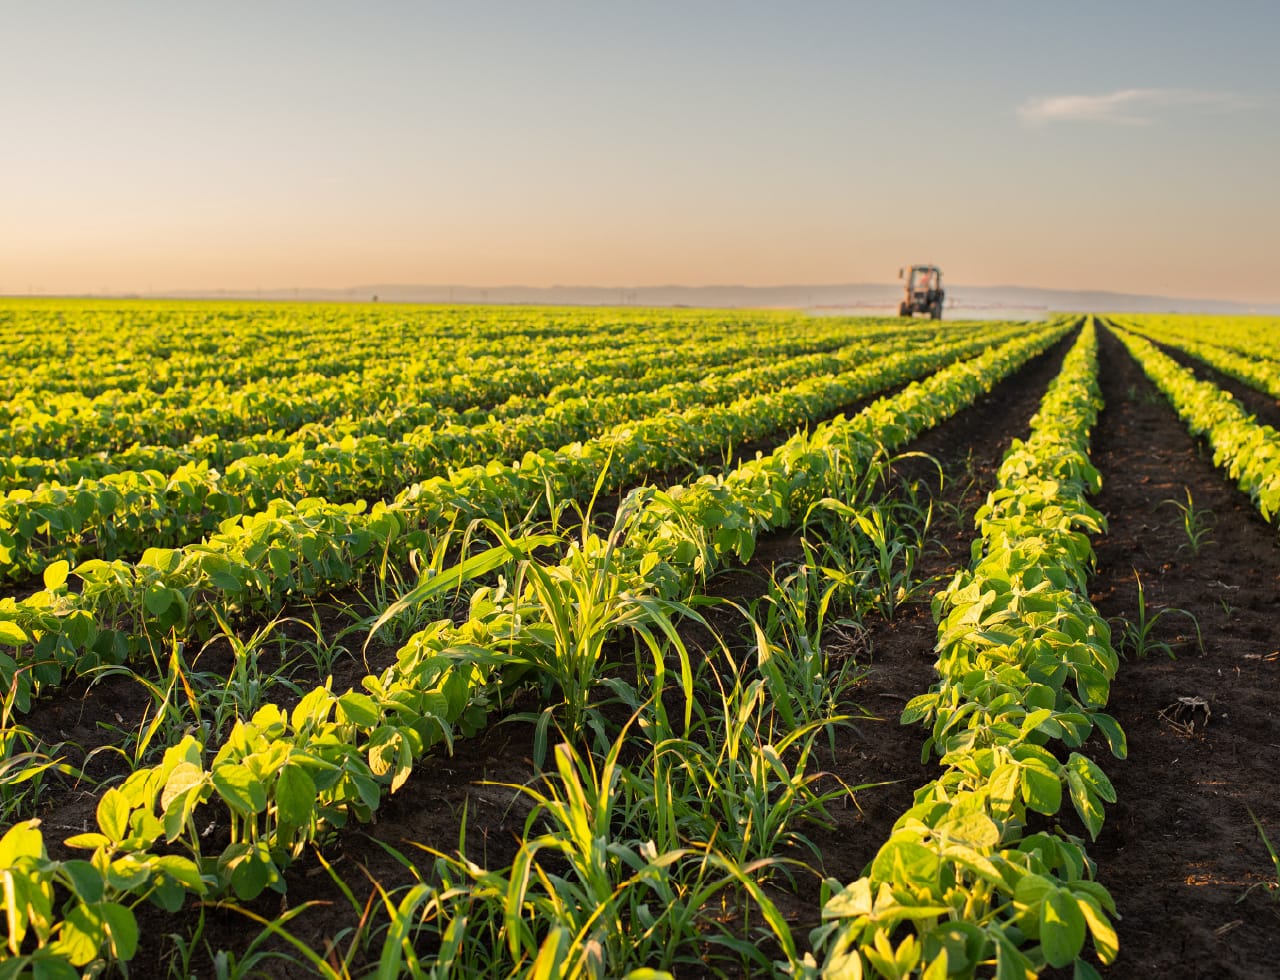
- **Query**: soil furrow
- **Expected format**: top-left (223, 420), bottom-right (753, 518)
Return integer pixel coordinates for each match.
top-left (1084, 325), bottom-right (1280, 978)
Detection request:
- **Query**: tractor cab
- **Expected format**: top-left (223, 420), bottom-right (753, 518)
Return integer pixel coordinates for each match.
top-left (898, 265), bottom-right (944, 319)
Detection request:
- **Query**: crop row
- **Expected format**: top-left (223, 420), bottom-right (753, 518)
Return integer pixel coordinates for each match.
top-left (0, 324), bottom-right (1062, 713)
top-left (0, 324), bottom-right (892, 492)
top-left (1115, 313), bottom-right (1280, 364)
top-left (1, 316), bottom-right (889, 461)
top-left (0, 326), bottom-right (1069, 975)
top-left (0, 323), bottom-right (1030, 580)
top-left (1119, 318), bottom-right (1280, 402)
top-left (1111, 323), bottom-right (1280, 524)
top-left (0, 302), bottom-right (873, 397)
top-left (814, 320), bottom-right (1124, 978)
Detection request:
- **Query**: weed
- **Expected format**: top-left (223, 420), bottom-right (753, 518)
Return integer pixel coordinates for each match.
top-left (1113, 571), bottom-right (1202, 659)
top-left (1241, 809), bottom-right (1280, 905)
top-left (1160, 487), bottom-right (1214, 555)
top-left (743, 553), bottom-right (867, 734)
top-left (211, 902), bottom-right (345, 979)
top-left (806, 492), bottom-right (935, 622)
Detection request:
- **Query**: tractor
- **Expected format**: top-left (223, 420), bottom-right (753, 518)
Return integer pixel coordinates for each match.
top-left (898, 265), bottom-right (944, 319)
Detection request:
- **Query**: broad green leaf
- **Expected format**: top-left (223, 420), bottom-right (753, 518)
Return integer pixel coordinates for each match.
top-left (0, 620), bottom-right (28, 647)
top-left (60, 860), bottom-right (104, 904)
top-left (143, 584), bottom-right (174, 616)
top-left (1041, 887), bottom-right (1087, 968)
top-left (53, 902), bottom-right (103, 967)
top-left (0, 819), bottom-right (45, 864)
top-left (1066, 768), bottom-right (1104, 840)
top-left (1090, 711), bottom-right (1128, 760)
top-left (96, 788), bottom-right (130, 843)
top-left (1078, 894), bottom-right (1119, 964)
top-left (42, 559), bottom-right (70, 590)
top-left (160, 761), bottom-right (206, 812)
top-left (97, 901), bottom-right (139, 960)
top-left (1021, 763), bottom-right (1063, 815)
top-left (211, 763), bottom-right (267, 817)
top-left (275, 762), bottom-right (317, 827)
top-left (338, 691), bottom-right (380, 727)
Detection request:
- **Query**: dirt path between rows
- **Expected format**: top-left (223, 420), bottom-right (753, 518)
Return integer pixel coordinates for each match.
top-left (1084, 324), bottom-right (1280, 978)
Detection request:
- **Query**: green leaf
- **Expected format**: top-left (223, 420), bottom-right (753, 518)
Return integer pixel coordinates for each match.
top-left (337, 691), bottom-right (380, 727)
top-left (0, 620), bottom-right (28, 647)
top-left (139, 547), bottom-right (181, 573)
top-left (275, 762), bottom-right (317, 828)
top-left (211, 763), bottom-right (267, 817)
top-left (42, 559), bottom-right (70, 590)
top-left (97, 901), bottom-right (139, 960)
top-left (1090, 711), bottom-right (1128, 760)
top-left (220, 843), bottom-right (276, 901)
top-left (365, 534), bottom-right (559, 650)
top-left (922, 951), bottom-right (950, 980)
top-left (151, 874), bottom-right (187, 914)
top-left (60, 860), bottom-right (104, 903)
top-left (54, 902), bottom-right (103, 967)
top-left (1066, 773), bottom-right (1104, 840)
top-left (1014, 872), bottom-right (1055, 907)
top-left (1021, 763), bottom-right (1063, 816)
top-left (96, 787), bottom-right (131, 843)
top-left (155, 854), bottom-right (207, 893)
top-left (160, 762), bottom-right (205, 812)
top-left (30, 954), bottom-right (80, 980)
top-left (1077, 894), bottom-right (1119, 965)
top-left (143, 584), bottom-right (174, 616)
top-left (1041, 887), bottom-right (1087, 968)
top-left (0, 819), bottom-right (44, 864)
top-left (900, 692), bottom-right (938, 726)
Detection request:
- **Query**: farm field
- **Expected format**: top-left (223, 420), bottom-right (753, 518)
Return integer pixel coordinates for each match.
top-left (1, 300), bottom-right (1278, 978)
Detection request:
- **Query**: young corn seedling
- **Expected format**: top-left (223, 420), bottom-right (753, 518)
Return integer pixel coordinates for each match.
top-left (193, 611), bottom-right (303, 739)
top-left (87, 642), bottom-right (202, 769)
top-left (1160, 487), bottom-right (1214, 555)
top-left (1114, 571), bottom-right (1202, 660)
top-left (656, 665), bottom-right (849, 882)
top-left (1242, 809), bottom-right (1280, 904)
top-left (745, 553), bottom-right (863, 727)
top-left (808, 495), bottom-right (933, 622)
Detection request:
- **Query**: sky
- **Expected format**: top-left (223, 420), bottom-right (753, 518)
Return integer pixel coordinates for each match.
top-left (3, 2), bottom-right (1279, 304)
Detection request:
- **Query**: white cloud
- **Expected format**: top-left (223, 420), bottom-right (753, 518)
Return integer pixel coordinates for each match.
top-left (1018, 88), bottom-right (1250, 126)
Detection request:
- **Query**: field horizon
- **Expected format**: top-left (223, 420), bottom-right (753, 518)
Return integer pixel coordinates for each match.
top-left (7, 280), bottom-right (1278, 316)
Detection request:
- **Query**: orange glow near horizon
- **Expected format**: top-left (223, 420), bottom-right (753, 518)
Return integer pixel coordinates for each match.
top-left (3, 5), bottom-right (1278, 307)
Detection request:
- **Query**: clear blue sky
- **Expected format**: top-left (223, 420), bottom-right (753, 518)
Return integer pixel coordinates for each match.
top-left (4, 1), bottom-right (1278, 302)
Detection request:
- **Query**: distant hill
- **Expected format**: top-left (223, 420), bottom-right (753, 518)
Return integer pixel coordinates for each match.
top-left (146, 282), bottom-right (1279, 315)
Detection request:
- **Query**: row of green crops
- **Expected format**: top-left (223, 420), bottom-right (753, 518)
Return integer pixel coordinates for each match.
top-left (1111, 323), bottom-right (1280, 523)
top-left (0, 323), bottom-right (1061, 714)
top-left (1114, 312), bottom-right (1280, 364)
top-left (1117, 315), bottom-right (1280, 402)
top-left (0, 301), bottom-right (910, 398)
top-left (0, 324), bottom-right (1070, 976)
top-left (814, 320), bottom-right (1124, 978)
top-left (0, 324), bottom-right (1031, 578)
top-left (1, 310), bottom-right (897, 460)
top-left (0, 323), bottom-right (902, 492)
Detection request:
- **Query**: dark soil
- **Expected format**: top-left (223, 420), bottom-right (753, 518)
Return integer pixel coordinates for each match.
top-left (1083, 324), bottom-right (1280, 978)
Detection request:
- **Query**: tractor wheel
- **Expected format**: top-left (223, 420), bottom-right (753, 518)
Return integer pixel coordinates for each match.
top-left (899, 302), bottom-right (910, 317)
top-left (930, 303), bottom-right (942, 320)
